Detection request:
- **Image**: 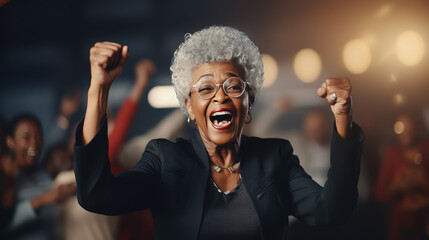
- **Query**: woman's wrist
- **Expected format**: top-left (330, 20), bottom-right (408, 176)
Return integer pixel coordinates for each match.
top-left (129, 80), bottom-right (148, 101)
top-left (335, 115), bottom-right (352, 139)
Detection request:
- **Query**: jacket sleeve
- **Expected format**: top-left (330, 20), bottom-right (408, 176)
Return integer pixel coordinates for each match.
top-left (74, 117), bottom-right (161, 216)
top-left (288, 122), bottom-right (364, 226)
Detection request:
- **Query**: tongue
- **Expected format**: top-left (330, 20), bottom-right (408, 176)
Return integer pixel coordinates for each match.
top-left (214, 119), bottom-right (229, 127)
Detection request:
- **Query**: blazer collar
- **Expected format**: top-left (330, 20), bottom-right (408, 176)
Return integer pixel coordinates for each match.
top-left (190, 131), bottom-right (211, 169)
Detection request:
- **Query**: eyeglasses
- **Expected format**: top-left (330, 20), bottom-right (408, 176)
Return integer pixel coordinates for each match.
top-left (190, 77), bottom-right (248, 100)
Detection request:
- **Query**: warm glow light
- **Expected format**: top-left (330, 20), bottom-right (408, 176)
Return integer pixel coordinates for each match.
top-left (293, 48), bottom-right (322, 83)
top-left (362, 34), bottom-right (377, 47)
top-left (390, 73), bottom-right (397, 83)
top-left (394, 121), bottom-right (405, 135)
top-left (343, 39), bottom-right (372, 74)
top-left (376, 3), bottom-right (393, 18)
top-left (394, 94), bottom-right (404, 105)
top-left (262, 54), bottom-right (278, 88)
top-left (148, 85), bottom-right (180, 108)
top-left (396, 30), bottom-right (425, 66)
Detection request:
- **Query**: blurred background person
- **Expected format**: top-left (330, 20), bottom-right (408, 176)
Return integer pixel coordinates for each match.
top-left (295, 108), bottom-right (332, 185)
top-left (118, 108), bottom-right (187, 169)
top-left (375, 112), bottom-right (429, 240)
top-left (5, 113), bottom-right (76, 240)
top-left (44, 143), bottom-right (73, 179)
top-left (113, 59), bottom-right (157, 240)
top-left (43, 88), bottom-right (83, 167)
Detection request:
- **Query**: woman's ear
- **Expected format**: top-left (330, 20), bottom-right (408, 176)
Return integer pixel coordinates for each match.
top-left (6, 136), bottom-right (14, 151)
top-left (185, 98), bottom-right (195, 120)
top-left (249, 95), bottom-right (255, 111)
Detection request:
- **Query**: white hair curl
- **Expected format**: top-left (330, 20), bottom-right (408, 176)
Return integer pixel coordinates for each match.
top-left (170, 26), bottom-right (264, 115)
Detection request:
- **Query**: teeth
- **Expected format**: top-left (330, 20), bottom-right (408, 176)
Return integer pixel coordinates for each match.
top-left (211, 111), bottom-right (231, 117)
top-left (28, 147), bottom-right (36, 157)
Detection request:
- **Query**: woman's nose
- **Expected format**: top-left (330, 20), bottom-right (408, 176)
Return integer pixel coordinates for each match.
top-left (212, 85), bottom-right (229, 103)
top-left (29, 135), bottom-right (42, 148)
top-left (29, 137), bottom-right (37, 147)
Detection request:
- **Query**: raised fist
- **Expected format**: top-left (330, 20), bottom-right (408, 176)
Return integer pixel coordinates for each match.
top-left (317, 78), bottom-right (352, 118)
top-left (89, 42), bottom-right (129, 87)
top-left (317, 77), bottom-right (352, 138)
top-left (135, 59), bottom-right (157, 79)
top-left (134, 59), bottom-right (157, 90)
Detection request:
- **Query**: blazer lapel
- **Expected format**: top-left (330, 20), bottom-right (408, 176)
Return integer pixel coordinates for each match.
top-left (184, 132), bottom-right (210, 239)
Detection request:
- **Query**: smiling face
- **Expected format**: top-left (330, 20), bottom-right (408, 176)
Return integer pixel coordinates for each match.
top-left (185, 62), bottom-right (253, 148)
top-left (7, 120), bottom-right (43, 172)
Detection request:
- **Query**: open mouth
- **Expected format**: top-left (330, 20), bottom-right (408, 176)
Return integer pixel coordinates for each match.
top-left (27, 147), bottom-right (37, 157)
top-left (210, 110), bottom-right (233, 130)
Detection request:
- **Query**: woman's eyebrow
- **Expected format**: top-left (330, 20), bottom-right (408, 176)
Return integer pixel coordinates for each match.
top-left (198, 74), bottom-right (214, 80)
top-left (224, 72), bottom-right (239, 77)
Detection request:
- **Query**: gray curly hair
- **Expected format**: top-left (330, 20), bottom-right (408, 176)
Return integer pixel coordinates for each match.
top-left (170, 26), bottom-right (264, 115)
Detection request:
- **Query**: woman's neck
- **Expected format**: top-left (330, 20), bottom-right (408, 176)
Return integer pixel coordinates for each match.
top-left (201, 137), bottom-right (241, 168)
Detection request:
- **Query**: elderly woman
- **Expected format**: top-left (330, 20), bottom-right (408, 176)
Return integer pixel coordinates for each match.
top-left (75, 26), bottom-right (364, 240)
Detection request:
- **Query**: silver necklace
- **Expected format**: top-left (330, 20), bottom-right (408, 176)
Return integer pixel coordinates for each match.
top-left (210, 174), bottom-right (242, 195)
top-left (211, 162), bottom-right (240, 173)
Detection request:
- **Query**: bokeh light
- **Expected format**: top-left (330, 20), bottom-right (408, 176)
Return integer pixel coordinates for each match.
top-left (394, 93), bottom-right (404, 105)
top-left (148, 85), bottom-right (180, 108)
top-left (343, 39), bottom-right (372, 74)
top-left (262, 54), bottom-right (278, 88)
top-left (293, 48), bottom-right (322, 83)
top-left (376, 3), bottom-right (393, 18)
top-left (390, 73), bottom-right (397, 82)
top-left (393, 120), bottom-right (405, 135)
top-left (395, 30), bottom-right (425, 66)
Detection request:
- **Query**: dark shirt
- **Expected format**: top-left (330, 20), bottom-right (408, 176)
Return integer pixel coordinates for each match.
top-left (199, 177), bottom-right (262, 240)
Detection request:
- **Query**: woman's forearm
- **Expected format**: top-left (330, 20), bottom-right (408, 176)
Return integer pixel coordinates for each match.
top-left (82, 42), bottom-right (129, 145)
top-left (83, 83), bottom-right (111, 145)
top-left (128, 77), bottom-right (147, 102)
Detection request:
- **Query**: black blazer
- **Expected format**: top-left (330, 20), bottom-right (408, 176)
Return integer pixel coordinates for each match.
top-left (74, 118), bottom-right (364, 240)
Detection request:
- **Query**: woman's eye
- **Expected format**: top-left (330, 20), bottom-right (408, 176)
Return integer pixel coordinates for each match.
top-left (198, 85), bottom-right (214, 92)
top-left (227, 85), bottom-right (242, 91)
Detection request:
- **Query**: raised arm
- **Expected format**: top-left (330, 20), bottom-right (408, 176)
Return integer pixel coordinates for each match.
top-left (75, 43), bottom-right (160, 216)
top-left (289, 78), bottom-right (363, 225)
top-left (108, 59), bottom-right (157, 171)
top-left (83, 42), bottom-right (129, 145)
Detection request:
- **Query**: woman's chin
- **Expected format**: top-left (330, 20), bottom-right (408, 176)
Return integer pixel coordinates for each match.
top-left (198, 119), bottom-right (242, 147)
top-left (23, 156), bottom-right (37, 167)
top-left (206, 129), bottom-right (240, 147)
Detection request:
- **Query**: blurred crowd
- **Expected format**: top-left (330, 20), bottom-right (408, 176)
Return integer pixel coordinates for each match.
top-left (1, 59), bottom-right (429, 240)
